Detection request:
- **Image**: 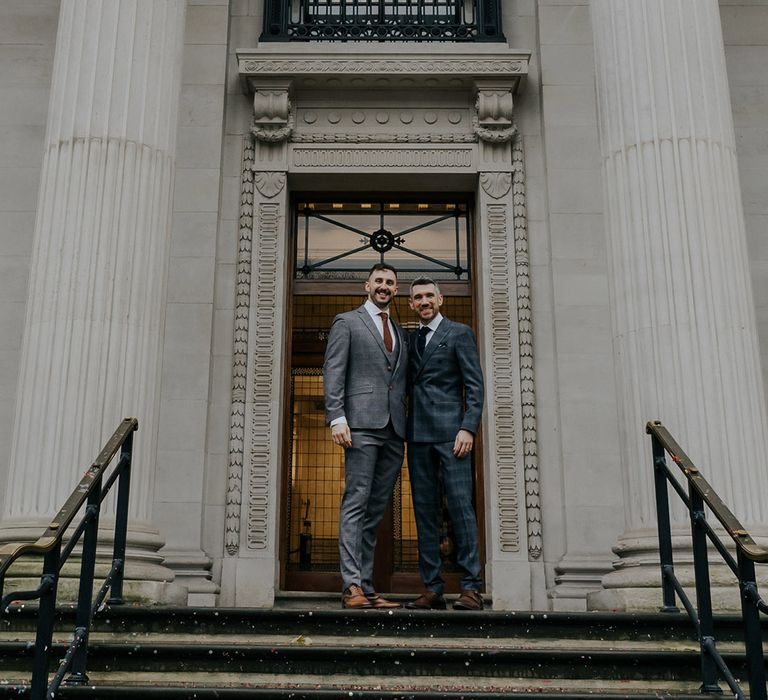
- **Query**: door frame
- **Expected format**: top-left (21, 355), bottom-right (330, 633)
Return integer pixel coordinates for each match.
top-left (278, 191), bottom-right (485, 594)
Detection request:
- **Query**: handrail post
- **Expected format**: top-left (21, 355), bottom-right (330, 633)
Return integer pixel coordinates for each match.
top-left (64, 476), bottom-right (102, 686)
top-left (108, 430), bottom-right (133, 605)
top-left (689, 486), bottom-right (722, 694)
top-left (651, 432), bottom-right (679, 612)
top-left (30, 543), bottom-right (61, 700)
top-left (737, 550), bottom-right (768, 700)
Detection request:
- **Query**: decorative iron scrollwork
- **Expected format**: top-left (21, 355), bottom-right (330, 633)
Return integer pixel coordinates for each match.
top-left (260, 0), bottom-right (505, 43)
top-left (371, 228), bottom-right (396, 253)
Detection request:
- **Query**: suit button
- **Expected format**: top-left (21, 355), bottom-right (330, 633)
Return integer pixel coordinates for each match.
top-left (389, 385), bottom-right (393, 390)
top-left (387, 365), bottom-right (391, 370)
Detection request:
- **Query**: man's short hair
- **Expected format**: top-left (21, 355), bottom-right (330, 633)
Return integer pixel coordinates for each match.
top-left (368, 262), bottom-right (398, 279)
top-left (409, 276), bottom-right (441, 296)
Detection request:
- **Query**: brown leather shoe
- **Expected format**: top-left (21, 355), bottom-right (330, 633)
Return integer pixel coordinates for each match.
top-left (405, 591), bottom-right (447, 610)
top-left (366, 592), bottom-right (402, 609)
top-left (453, 589), bottom-right (483, 610)
top-left (342, 584), bottom-right (373, 609)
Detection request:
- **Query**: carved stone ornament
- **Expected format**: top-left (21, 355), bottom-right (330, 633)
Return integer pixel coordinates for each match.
top-left (252, 90), bottom-right (294, 142)
top-left (473, 92), bottom-right (518, 143)
top-left (511, 132), bottom-right (542, 561)
top-left (226, 136), bottom-right (283, 554)
top-left (237, 51), bottom-right (530, 94)
top-left (292, 148), bottom-right (473, 169)
top-left (480, 172), bottom-right (512, 199)
top-left (226, 137), bottom-right (256, 555)
top-left (486, 201), bottom-right (519, 553)
top-left (291, 132), bottom-right (478, 144)
top-left (482, 127), bottom-right (542, 560)
top-left (254, 171), bottom-right (286, 198)
top-left (239, 57), bottom-right (529, 78)
top-left (247, 201), bottom-right (280, 550)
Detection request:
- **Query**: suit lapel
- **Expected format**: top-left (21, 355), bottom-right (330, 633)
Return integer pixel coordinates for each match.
top-left (392, 321), bottom-right (408, 371)
top-left (414, 319), bottom-right (452, 379)
top-left (357, 306), bottom-right (389, 358)
top-left (358, 305), bottom-right (406, 364)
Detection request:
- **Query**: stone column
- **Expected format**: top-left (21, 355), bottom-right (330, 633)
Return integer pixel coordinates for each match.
top-left (0, 0), bottom-right (187, 603)
top-left (588, 0), bottom-right (768, 610)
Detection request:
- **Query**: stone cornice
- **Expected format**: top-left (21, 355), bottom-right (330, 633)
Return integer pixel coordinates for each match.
top-left (237, 48), bottom-right (530, 93)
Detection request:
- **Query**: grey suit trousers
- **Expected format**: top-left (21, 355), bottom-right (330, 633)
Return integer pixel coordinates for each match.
top-left (339, 423), bottom-right (403, 593)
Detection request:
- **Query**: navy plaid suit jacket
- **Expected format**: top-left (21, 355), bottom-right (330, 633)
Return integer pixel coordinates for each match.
top-left (407, 318), bottom-right (484, 444)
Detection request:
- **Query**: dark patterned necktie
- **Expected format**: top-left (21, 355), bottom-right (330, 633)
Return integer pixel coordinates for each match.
top-left (380, 312), bottom-right (393, 352)
top-left (416, 326), bottom-right (430, 357)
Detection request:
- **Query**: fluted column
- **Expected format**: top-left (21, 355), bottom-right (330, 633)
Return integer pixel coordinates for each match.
top-left (588, 0), bottom-right (768, 610)
top-left (0, 1), bottom-right (187, 602)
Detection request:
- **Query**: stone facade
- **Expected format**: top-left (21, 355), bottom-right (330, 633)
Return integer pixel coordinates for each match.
top-left (0, 0), bottom-right (766, 611)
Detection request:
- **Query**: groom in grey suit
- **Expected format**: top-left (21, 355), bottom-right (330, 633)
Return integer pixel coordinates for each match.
top-left (323, 263), bottom-right (407, 609)
top-left (405, 276), bottom-right (485, 611)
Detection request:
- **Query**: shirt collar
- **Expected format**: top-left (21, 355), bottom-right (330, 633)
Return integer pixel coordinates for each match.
top-left (420, 312), bottom-right (443, 333)
top-left (364, 298), bottom-right (390, 318)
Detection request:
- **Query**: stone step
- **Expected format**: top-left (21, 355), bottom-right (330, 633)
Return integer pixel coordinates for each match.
top-left (1, 605), bottom-right (756, 642)
top-left (0, 630), bottom-right (740, 652)
top-left (0, 605), bottom-right (761, 698)
top-left (0, 639), bottom-right (751, 681)
top-left (0, 672), bottom-right (709, 699)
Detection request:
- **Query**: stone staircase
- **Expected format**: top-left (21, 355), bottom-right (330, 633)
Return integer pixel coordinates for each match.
top-left (0, 600), bottom-right (762, 698)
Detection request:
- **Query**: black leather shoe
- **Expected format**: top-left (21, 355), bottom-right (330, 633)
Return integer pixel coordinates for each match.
top-left (405, 591), bottom-right (447, 610)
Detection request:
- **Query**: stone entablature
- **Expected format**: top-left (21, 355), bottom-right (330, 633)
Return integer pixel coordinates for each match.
top-left (238, 46), bottom-right (529, 147)
top-left (236, 47), bottom-right (530, 92)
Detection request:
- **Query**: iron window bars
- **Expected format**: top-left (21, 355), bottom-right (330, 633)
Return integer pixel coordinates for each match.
top-left (261, 0), bottom-right (505, 42)
top-left (295, 201), bottom-right (471, 281)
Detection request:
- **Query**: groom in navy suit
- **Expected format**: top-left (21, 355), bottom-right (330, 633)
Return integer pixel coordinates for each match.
top-left (405, 277), bottom-right (485, 611)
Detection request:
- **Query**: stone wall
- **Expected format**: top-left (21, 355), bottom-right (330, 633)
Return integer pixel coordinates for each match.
top-left (536, 0), bottom-right (622, 608)
top-left (0, 1), bottom-right (58, 503)
top-left (723, 0), bottom-right (768, 405)
top-left (155, 0), bottom-right (229, 599)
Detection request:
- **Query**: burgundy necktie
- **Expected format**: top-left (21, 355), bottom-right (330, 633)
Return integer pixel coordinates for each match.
top-left (380, 312), bottom-right (393, 353)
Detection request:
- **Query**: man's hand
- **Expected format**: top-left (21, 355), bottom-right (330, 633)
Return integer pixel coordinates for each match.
top-left (453, 429), bottom-right (474, 458)
top-left (331, 422), bottom-right (353, 448)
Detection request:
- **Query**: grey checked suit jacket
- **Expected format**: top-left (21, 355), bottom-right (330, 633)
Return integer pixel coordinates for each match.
top-left (323, 305), bottom-right (408, 440)
top-left (407, 318), bottom-right (484, 444)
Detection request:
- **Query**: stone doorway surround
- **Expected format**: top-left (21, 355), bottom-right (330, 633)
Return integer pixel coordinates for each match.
top-left (221, 45), bottom-right (540, 609)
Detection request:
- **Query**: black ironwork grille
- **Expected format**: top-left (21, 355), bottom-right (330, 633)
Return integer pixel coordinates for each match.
top-left (261, 0), bottom-right (505, 42)
top-left (295, 200), bottom-right (471, 281)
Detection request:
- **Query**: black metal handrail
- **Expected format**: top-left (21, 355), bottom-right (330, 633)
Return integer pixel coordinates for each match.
top-left (261, 0), bottom-right (505, 42)
top-left (648, 420), bottom-right (768, 700)
top-left (0, 417), bottom-right (138, 700)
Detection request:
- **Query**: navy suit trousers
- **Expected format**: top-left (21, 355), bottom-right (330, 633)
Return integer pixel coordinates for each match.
top-left (407, 441), bottom-right (482, 593)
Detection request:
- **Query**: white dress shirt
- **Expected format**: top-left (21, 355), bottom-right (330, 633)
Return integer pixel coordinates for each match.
top-left (418, 312), bottom-right (443, 348)
top-left (364, 299), bottom-right (397, 352)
